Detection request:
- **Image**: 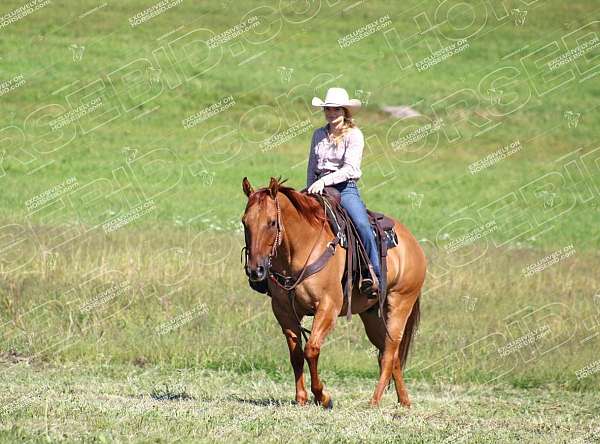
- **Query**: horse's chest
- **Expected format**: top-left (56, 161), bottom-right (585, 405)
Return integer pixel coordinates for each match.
top-left (292, 286), bottom-right (316, 313)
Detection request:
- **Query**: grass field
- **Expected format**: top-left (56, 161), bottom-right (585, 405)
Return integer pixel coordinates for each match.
top-left (2, 362), bottom-right (599, 443)
top-left (1, 0), bottom-right (600, 442)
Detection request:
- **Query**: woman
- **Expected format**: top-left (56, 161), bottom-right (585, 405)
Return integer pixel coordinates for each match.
top-left (306, 87), bottom-right (381, 298)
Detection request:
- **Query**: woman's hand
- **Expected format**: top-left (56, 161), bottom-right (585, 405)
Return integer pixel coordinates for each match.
top-left (308, 178), bottom-right (326, 195)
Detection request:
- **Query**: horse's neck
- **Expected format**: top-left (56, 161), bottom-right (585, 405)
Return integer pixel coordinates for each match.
top-left (272, 193), bottom-right (326, 273)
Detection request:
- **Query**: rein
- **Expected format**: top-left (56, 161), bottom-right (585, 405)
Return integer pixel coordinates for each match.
top-left (268, 196), bottom-right (327, 290)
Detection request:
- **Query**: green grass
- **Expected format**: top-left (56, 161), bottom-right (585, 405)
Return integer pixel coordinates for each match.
top-left (1, 362), bottom-right (599, 443)
top-left (1, 0), bottom-right (600, 441)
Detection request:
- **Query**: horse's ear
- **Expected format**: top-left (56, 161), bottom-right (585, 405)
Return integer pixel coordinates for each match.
top-left (242, 177), bottom-right (254, 197)
top-left (268, 176), bottom-right (279, 199)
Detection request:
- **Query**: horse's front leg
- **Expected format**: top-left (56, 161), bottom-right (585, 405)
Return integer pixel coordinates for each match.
top-left (271, 297), bottom-right (308, 405)
top-left (304, 298), bottom-right (340, 409)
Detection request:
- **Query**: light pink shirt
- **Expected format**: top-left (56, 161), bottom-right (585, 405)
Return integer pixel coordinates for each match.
top-left (306, 124), bottom-right (365, 187)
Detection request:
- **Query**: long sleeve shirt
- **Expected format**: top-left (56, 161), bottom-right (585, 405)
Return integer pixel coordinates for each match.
top-left (306, 124), bottom-right (365, 188)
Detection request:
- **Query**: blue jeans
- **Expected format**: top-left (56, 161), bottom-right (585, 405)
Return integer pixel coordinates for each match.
top-left (330, 180), bottom-right (381, 280)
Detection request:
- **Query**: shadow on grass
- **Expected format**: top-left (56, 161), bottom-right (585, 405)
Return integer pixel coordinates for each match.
top-left (225, 394), bottom-right (295, 407)
top-left (150, 383), bottom-right (195, 401)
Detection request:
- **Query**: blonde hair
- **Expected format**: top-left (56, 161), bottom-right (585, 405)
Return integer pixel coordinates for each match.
top-left (327, 107), bottom-right (356, 146)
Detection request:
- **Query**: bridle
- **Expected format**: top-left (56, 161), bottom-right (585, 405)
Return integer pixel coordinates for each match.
top-left (266, 192), bottom-right (285, 270)
top-left (241, 194), bottom-right (284, 280)
top-left (242, 194), bottom-right (331, 290)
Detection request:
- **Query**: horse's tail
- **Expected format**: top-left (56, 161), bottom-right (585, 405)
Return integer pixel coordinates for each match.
top-left (399, 295), bottom-right (420, 370)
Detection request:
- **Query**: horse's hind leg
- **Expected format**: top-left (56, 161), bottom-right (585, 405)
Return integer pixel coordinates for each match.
top-left (360, 306), bottom-right (408, 405)
top-left (390, 351), bottom-right (410, 406)
top-left (369, 290), bottom-right (420, 407)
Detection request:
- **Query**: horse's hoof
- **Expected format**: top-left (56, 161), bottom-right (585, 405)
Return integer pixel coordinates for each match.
top-left (398, 392), bottom-right (411, 408)
top-left (322, 394), bottom-right (334, 410)
top-left (316, 392), bottom-right (333, 410)
top-left (399, 399), bottom-right (411, 408)
top-left (295, 397), bottom-right (308, 406)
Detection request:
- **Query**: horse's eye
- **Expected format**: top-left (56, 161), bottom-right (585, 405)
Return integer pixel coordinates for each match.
top-left (270, 220), bottom-right (276, 227)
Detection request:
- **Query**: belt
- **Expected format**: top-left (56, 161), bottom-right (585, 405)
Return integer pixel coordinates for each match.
top-left (316, 170), bottom-right (358, 184)
top-left (316, 169), bottom-right (335, 178)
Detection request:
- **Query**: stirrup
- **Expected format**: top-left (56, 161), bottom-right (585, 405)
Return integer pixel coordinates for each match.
top-left (359, 269), bottom-right (380, 299)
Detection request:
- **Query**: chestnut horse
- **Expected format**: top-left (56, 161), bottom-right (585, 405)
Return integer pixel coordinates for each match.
top-left (241, 176), bottom-right (426, 408)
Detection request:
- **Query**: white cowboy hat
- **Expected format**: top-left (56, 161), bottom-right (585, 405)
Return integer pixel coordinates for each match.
top-left (312, 87), bottom-right (361, 109)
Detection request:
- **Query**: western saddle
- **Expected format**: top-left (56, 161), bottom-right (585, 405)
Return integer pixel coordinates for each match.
top-left (313, 186), bottom-right (399, 318)
top-left (244, 185), bottom-right (399, 321)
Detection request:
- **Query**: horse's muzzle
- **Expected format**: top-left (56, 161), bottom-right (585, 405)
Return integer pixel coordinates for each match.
top-left (246, 264), bottom-right (267, 282)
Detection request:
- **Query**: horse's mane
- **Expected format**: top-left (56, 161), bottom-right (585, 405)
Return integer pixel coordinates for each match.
top-left (249, 178), bottom-right (326, 228)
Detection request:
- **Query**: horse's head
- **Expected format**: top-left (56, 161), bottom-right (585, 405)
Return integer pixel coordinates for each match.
top-left (241, 176), bottom-right (285, 282)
